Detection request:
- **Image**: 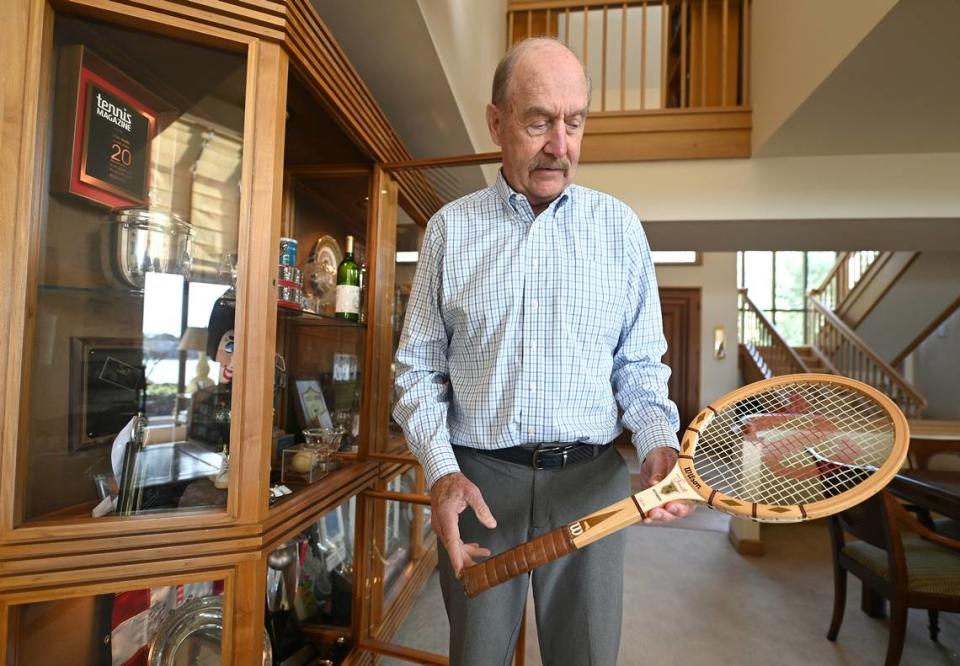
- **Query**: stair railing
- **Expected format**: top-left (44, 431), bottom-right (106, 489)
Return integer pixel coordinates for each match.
top-left (806, 293), bottom-right (927, 417)
top-left (738, 289), bottom-right (808, 378)
top-left (810, 251), bottom-right (882, 311)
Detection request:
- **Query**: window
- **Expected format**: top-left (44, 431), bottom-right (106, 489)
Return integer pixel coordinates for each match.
top-left (737, 251), bottom-right (836, 346)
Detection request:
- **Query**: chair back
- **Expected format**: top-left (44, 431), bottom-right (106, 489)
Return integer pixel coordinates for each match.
top-left (834, 491), bottom-right (891, 551)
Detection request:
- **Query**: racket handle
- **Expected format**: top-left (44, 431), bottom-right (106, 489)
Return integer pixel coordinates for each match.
top-left (461, 525), bottom-right (576, 597)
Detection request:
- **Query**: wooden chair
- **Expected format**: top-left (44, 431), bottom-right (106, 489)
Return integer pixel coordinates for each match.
top-left (827, 490), bottom-right (960, 665)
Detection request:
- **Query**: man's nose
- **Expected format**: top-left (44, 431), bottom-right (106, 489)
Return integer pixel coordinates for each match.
top-left (544, 123), bottom-right (567, 157)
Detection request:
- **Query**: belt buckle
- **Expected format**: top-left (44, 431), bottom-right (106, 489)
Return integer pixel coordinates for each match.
top-left (532, 445), bottom-right (570, 470)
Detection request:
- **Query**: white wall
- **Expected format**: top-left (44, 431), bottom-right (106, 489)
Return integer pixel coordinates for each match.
top-left (912, 306), bottom-right (960, 421)
top-left (417, 0), bottom-right (505, 154)
top-left (655, 253), bottom-right (739, 405)
top-left (751, 0), bottom-right (898, 153)
top-left (577, 152), bottom-right (960, 224)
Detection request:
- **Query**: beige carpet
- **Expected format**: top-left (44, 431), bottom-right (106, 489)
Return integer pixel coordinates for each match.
top-left (382, 520), bottom-right (960, 665)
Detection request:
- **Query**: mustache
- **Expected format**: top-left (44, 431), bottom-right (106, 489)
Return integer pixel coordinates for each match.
top-left (529, 157), bottom-right (571, 172)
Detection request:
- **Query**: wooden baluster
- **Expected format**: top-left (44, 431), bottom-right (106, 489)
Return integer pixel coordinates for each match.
top-left (680, 0), bottom-right (688, 108)
top-left (641, 0), bottom-right (647, 110)
top-left (660, 0), bottom-right (669, 108)
top-left (527, 9), bottom-right (533, 39)
top-left (741, 0), bottom-right (750, 105)
top-left (620, 2), bottom-right (627, 111)
top-left (565, 8), bottom-right (571, 46)
top-left (721, 0), bottom-right (729, 107)
top-left (583, 4), bottom-right (590, 73)
top-left (601, 4), bottom-right (608, 111)
top-left (700, 0), bottom-right (707, 107)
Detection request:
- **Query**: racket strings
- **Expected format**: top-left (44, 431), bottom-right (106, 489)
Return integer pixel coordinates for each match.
top-left (692, 381), bottom-right (895, 507)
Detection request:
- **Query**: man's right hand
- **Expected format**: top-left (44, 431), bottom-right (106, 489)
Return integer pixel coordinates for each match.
top-left (430, 472), bottom-right (497, 577)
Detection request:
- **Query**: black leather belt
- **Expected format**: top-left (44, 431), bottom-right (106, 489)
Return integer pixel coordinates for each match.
top-left (477, 443), bottom-right (609, 470)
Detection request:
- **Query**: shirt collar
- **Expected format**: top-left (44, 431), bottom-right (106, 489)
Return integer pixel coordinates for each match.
top-left (494, 169), bottom-right (573, 218)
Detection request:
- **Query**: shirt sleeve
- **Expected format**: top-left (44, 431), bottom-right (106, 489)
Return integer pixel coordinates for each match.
top-left (611, 211), bottom-right (681, 462)
top-left (392, 214), bottom-right (460, 488)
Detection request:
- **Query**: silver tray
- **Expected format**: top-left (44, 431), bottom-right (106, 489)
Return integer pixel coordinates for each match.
top-left (148, 595), bottom-right (271, 666)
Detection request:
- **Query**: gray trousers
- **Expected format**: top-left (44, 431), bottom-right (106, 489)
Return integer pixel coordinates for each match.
top-left (439, 445), bottom-right (631, 666)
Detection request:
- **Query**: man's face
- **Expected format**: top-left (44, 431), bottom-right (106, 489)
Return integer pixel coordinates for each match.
top-left (487, 45), bottom-right (588, 211)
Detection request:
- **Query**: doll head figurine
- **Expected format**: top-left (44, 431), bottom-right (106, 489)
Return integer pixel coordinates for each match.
top-left (206, 293), bottom-right (236, 385)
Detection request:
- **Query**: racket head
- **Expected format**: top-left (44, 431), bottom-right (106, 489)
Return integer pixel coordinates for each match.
top-left (676, 374), bottom-right (909, 522)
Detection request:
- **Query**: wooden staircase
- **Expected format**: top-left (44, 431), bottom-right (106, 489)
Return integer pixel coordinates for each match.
top-left (739, 252), bottom-right (928, 417)
top-left (792, 346), bottom-right (831, 373)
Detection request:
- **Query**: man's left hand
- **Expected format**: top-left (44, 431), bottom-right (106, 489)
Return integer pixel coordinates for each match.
top-left (639, 446), bottom-right (696, 524)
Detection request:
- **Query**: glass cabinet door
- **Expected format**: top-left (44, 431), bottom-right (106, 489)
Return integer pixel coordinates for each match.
top-left (20, 14), bottom-right (247, 523)
top-left (6, 576), bottom-right (243, 665)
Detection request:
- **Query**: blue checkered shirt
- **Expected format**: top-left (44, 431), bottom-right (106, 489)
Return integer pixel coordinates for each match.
top-left (393, 172), bottom-right (680, 488)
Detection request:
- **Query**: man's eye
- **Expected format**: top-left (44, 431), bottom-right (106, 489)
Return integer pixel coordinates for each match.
top-left (529, 122), bottom-right (548, 133)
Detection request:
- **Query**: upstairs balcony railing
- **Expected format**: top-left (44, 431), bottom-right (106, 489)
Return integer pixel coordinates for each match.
top-left (809, 250), bottom-right (882, 312)
top-left (507, 0), bottom-right (750, 113)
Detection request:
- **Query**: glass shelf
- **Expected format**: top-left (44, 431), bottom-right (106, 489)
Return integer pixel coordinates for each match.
top-left (38, 283), bottom-right (146, 297)
top-left (278, 306), bottom-right (367, 328)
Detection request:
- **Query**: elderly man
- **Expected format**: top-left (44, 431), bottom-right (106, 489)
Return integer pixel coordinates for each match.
top-left (393, 37), bottom-right (693, 666)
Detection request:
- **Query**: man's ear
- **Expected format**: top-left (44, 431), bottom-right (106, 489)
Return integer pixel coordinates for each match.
top-left (486, 103), bottom-right (503, 147)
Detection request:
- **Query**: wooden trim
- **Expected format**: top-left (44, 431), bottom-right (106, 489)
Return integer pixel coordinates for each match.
top-left (0, 565), bottom-right (236, 603)
top-left (56, 0), bottom-right (272, 47)
top-left (1, 0), bottom-right (51, 537)
top-left (0, 553), bottom-right (253, 593)
top-left (383, 151), bottom-right (502, 171)
top-left (368, 167), bottom-right (400, 454)
top-left (892, 294), bottom-right (960, 367)
top-left (365, 490), bottom-right (431, 506)
top-left (230, 39), bottom-right (288, 526)
top-left (581, 108), bottom-right (750, 161)
top-left (359, 639), bottom-right (447, 666)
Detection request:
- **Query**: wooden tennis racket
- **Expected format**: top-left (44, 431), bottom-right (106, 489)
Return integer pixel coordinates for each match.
top-left (461, 374), bottom-right (909, 597)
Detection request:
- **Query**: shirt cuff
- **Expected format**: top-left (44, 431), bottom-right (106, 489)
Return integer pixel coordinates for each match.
top-left (631, 420), bottom-right (680, 464)
top-left (412, 441), bottom-right (462, 489)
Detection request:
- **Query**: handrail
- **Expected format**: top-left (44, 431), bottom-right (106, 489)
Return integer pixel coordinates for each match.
top-left (506, 0), bottom-right (750, 112)
top-left (738, 289), bottom-right (808, 378)
top-left (807, 294), bottom-right (926, 417)
top-left (810, 251), bottom-right (882, 311)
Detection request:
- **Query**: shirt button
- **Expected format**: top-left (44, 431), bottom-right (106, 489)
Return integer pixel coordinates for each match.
top-left (530, 384), bottom-right (537, 392)
top-left (532, 259), bottom-right (539, 268)
top-left (532, 300), bottom-right (539, 309)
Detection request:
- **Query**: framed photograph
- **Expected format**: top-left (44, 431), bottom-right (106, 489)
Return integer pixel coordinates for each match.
top-left (52, 45), bottom-right (169, 208)
top-left (294, 379), bottom-right (333, 430)
top-left (69, 337), bottom-right (144, 452)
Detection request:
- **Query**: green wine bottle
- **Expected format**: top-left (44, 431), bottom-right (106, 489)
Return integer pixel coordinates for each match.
top-left (335, 235), bottom-right (360, 321)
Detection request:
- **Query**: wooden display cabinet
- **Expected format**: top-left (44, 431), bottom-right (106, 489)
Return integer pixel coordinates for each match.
top-left (0, 1), bottom-right (441, 663)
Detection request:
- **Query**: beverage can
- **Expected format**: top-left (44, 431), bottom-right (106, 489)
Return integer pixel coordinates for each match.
top-left (279, 237), bottom-right (298, 266)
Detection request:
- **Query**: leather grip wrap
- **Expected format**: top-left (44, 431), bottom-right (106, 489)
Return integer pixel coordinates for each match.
top-left (461, 525), bottom-right (577, 598)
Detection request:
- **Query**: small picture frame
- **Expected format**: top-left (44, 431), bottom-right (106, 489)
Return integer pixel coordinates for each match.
top-left (69, 337), bottom-right (144, 452)
top-left (294, 379), bottom-right (333, 430)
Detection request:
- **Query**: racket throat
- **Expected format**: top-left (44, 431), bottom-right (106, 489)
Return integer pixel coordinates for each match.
top-left (632, 465), bottom-right (703, 517)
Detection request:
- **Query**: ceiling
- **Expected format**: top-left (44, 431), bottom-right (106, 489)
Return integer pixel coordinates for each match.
top-left (757, 0), bottom-right (960, 157)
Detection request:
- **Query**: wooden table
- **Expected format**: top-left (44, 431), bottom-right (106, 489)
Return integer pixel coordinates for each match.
top-left (907, 419), bottom-right (960, 470)
top-left (889, 470), bottom-right (960, 521)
